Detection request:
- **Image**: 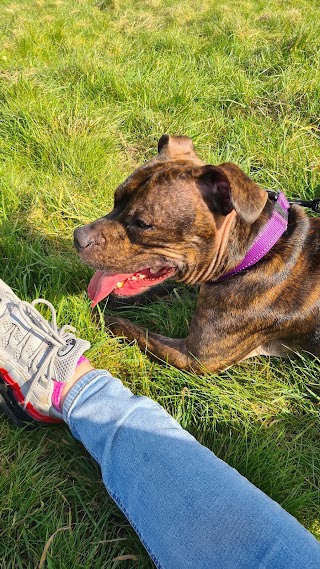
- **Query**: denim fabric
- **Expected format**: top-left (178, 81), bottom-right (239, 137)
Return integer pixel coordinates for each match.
top-left (63, 370), bottom-right (320, 569)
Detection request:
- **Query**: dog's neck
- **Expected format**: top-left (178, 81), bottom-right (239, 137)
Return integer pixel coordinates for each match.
top-left (216, 192), bottom-right (290, 281)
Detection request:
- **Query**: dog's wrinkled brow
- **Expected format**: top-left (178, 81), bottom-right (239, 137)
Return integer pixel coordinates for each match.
top-left (115, 160), bottom-right (199, 206)
top-left (114, 163), bottom-right (164, 206)
top-left (114, 178), bottom-right (148, 209)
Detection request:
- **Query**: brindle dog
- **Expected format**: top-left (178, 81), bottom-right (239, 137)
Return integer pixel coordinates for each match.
top-left (74, 135), bottom-right (320, 373)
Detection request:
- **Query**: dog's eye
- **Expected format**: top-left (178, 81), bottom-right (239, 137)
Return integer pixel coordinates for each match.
top-left (132, 218), bottom-right (152, 230)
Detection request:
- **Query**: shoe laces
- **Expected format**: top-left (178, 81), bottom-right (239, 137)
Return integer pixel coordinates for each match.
top-left (1, 298), bottom-right (77, 408)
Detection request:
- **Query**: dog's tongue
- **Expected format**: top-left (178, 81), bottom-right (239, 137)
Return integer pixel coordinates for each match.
top-left (88, 270), bottom-right (131, 307)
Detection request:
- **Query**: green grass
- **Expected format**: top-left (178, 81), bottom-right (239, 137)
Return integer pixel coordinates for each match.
top-left (0, 0), bottom-right (320, 566)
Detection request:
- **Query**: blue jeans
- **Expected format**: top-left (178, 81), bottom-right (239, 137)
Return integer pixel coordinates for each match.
top-left (63, 370), bottom-right (320, 569)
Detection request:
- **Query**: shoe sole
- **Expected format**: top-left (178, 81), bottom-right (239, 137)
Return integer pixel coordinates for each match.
top-left (0, 367), bottom-right (62, 424)
top-left (0, 375), bottom-right (36, 427)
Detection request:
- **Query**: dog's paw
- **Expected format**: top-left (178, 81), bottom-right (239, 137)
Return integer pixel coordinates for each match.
top-left (105, 314), bottom-right (143, 342)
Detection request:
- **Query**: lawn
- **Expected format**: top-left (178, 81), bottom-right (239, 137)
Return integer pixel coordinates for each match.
top-left (0, 0), bottom-right (320, 567)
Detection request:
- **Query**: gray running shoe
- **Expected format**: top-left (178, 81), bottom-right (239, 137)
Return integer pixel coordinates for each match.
top-left (0, 279), bottom-right (90, 423)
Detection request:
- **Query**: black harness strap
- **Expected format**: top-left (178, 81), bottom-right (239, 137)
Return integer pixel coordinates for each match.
top-left (267, 190), bottom-right (320, 214)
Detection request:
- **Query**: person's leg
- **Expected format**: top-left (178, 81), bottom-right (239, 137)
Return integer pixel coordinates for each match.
top-left (61, 370), bottom-right (320, 569)
top-left (1, 279), bottom-right (320, 569)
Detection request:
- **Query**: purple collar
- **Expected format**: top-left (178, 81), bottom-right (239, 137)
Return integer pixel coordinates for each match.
top-left (218, 192), bottom-right (290, 281)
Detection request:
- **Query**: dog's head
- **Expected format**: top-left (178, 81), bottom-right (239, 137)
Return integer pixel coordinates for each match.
top-left (74, 135), bottom-right (268, 306)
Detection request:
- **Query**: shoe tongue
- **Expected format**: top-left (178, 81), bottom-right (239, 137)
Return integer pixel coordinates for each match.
top-left (88, 270), bottom-right (133, 307)
top-left (54, 338), bottom-right (91, 383)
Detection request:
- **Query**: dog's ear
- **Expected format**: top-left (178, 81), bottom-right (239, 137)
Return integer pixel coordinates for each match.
top-left (157, 134), bottom-right (203, 163)
top-left (196, 162), bottom-right (268, 224)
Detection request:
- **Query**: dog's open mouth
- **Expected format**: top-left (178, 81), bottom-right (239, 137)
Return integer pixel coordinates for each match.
top-left (88, 267), bottom-right (176, 307)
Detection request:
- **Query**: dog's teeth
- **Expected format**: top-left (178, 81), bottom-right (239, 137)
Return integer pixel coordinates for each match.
top-left (149, 268), bottom-right (159, 274)
top-left (139, 274), bottom-right (146, 279)
top-left (116, 281), bottom-right (124, 288)
top-left (131, 276), bottom-right (138, 281)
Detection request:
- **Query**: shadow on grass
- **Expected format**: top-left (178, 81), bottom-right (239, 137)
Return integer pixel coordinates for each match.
top-left (0, 214), bottom-right (92, 301)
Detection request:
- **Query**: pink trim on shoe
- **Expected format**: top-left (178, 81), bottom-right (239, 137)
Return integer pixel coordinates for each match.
top-left (76, 355), bottom-right (90, 367)
top-left (51, 381), bottom-right (65, 411)
top-left (51, 355), bottom-right (91, 411)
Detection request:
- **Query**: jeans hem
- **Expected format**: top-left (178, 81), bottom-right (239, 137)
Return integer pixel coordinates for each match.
top-left (62, 369), bottom-right (114, 429)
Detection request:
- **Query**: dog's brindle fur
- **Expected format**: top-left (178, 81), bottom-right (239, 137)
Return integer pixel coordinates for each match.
top-left (74, 135), bottom-right (320, 373)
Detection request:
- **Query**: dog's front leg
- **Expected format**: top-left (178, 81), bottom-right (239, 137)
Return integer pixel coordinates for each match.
top-left (105, 315), bottom-right (202, 372)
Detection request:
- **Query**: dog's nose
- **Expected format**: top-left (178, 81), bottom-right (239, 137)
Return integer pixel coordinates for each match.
top-left (74, 226), bottom-right (94, 251)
